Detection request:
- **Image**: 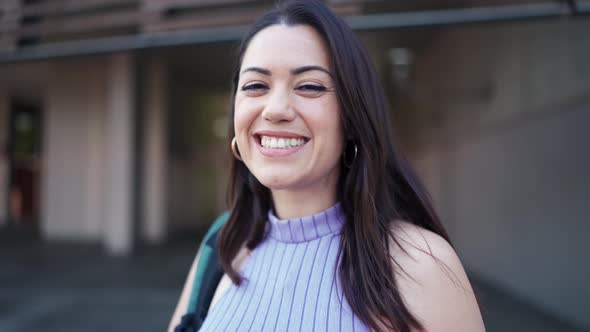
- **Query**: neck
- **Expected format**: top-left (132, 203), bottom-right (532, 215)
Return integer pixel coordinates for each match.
top-left (271, 175), bottom-right (339, 220)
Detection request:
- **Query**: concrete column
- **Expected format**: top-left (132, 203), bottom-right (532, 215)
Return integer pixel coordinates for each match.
top-left (105, 53), bottom-right (135, 255)
top-left (142, 59), bottom-right (168, 244)
top-left (42, 59), bottom-right (105, 241)
top-left (0, 92), bottom-right (8, 226)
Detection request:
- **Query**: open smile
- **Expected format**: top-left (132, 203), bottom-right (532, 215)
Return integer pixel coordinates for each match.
top-left (253, 131), bottom-right (310, 157)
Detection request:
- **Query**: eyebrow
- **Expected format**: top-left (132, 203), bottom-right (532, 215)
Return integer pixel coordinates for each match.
top-left (240, 65), bottom-right (332, 77)
top-left (241, 67), bottom-right (271, 76)
top-left (291, 65), bottom-right (332, 77)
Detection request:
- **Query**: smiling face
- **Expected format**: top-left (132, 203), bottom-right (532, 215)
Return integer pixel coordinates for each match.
top-left (234, 24), bottom-right (344, 194)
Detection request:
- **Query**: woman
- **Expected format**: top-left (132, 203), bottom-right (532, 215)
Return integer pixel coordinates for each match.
top-left (170, 1), bottom-right (485, 331)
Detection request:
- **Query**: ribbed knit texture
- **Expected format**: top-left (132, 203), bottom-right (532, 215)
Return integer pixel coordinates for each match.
top-left (197, 203), bottom-right (370, 331)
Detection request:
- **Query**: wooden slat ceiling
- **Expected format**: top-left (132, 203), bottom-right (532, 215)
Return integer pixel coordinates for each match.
top-left (0, 0), bottom-right (579, 54)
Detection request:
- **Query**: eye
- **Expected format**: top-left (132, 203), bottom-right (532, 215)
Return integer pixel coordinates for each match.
top-left (241, 82), bottom-right (268, 91)
top-left (297, 84), bottom-right (327, 92)
top-left (240, 82), bottom-right (269, 97)
top-left (295, 83), bottom-right (329, 97)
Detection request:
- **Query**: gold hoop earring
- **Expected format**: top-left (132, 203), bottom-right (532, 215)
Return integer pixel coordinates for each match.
top-left (231, 137), bottom-right (242, 161)
top-left (343, 141), bottom-right (358, 168)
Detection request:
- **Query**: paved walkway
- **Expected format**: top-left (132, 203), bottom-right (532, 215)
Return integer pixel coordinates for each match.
top-left (0, 227), bottom-right (586, 332)
top-left (0, 228), bottom-right (192, 332)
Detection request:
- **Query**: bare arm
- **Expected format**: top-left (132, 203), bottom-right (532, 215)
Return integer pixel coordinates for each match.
top-left (390, 222), bottom-right (486, 332)
top-left (167, 247), bottom-right (202, 332)
top-left (167, 241), bottom-right (251, 332)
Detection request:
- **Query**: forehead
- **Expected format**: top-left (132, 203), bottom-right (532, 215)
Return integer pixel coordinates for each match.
top-left (241, 24), bottom-right (331, 71)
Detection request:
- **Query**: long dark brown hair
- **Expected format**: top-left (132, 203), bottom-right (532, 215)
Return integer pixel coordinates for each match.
top-left (218, 1), bottom-right (452, 331)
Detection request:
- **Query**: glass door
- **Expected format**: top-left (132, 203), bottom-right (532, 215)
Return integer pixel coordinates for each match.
top-left (7, 99), bottom-right (42, 227)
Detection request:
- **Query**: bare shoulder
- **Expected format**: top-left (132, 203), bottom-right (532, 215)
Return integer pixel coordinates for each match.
top-left (389, 221), bottom-right (461, 279)
top-left (389, 221), bottom-right (486, 332)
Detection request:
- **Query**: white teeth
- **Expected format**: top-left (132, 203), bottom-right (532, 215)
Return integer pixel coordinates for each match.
top-left (260, 135), bottom-right (306, 149)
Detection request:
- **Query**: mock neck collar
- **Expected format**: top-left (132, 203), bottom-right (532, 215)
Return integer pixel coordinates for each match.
top-left (267, 203), bottom-right (345, 243)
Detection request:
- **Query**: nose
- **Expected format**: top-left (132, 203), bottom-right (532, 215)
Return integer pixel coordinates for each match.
top-left (261, 86), bottom-right (295, 123)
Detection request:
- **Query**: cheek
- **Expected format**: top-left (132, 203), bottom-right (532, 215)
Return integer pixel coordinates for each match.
top-left (298, 100), bottom-right (344, 172)
top-left (233, 97), bottom-right (257, 136)
top-left (233, 96), bottom-right (263, 163)
top-left (300, 97), bottom-right (343, 141)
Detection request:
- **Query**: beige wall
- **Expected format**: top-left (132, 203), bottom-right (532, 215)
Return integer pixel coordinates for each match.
top-left (43, 58), bottom-right (108, 240)
top-left (408, 20), bottom-right (590, 328)
top-left (142, 59), bottom-right (168, 244)
top-left (0, 56), bottom-right (139, 255)
top-left (0, 53), bottom-right (172, 254)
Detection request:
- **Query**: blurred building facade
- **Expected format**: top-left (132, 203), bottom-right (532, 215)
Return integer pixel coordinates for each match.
top-left (0, 0), bottom-right (589, 330)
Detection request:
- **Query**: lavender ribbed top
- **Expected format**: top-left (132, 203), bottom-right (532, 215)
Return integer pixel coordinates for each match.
top-left (197, 203), bottom-right (370, 331)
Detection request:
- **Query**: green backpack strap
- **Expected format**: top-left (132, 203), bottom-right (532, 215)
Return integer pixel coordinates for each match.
top-left (186, 211), bottom-right (229, 320)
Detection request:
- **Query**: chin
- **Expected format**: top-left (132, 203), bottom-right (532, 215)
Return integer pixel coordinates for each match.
top-left (258, 178), bottom-right (295, 191)
top-left (256, 173), bottom-right (301, 191)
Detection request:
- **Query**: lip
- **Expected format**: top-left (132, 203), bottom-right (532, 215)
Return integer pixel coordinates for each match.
top-left (252, 130), bottom-right (310, 158)
top-left (254, 130), bottom-right (309, 139)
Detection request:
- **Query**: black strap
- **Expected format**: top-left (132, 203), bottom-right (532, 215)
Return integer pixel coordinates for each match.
top-left (174, 228), bottom-right (225, 332)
